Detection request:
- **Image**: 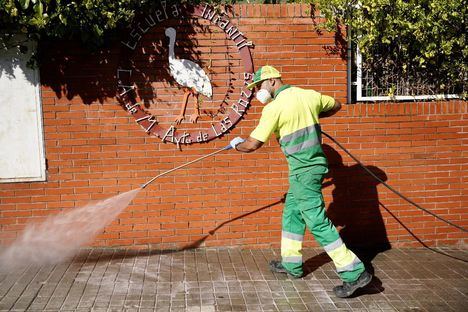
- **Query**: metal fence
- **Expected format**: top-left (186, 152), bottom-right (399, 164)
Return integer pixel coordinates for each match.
top-left (355, 47), bottom-right (460, 102)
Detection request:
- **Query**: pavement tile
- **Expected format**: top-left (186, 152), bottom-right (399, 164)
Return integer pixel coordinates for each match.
top-left (0, 247), bottom-right (466, 311)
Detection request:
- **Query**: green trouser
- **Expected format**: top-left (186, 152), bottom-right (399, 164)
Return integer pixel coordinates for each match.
top-left (281, 170), bottom-right (365, 282)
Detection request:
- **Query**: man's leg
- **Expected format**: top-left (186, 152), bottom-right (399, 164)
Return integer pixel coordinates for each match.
top-left (278, 189), bottom-right (306, 277)
top-left (290, 171), bottom-right (369, 290)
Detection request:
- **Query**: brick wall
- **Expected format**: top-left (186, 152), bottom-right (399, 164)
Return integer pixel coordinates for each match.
top-left (0, 4), bottom-right (466, 250)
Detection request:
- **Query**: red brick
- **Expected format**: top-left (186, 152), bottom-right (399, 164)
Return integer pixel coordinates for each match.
top-left (0, 4), bottom-right (465, 250)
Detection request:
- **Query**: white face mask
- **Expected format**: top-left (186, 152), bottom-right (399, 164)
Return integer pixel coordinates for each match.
top-left (256, 89), bottom-right (272, 104)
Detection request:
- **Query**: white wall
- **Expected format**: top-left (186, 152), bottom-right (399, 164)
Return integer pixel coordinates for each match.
top-left (0, 39), bottom-right (46, 182)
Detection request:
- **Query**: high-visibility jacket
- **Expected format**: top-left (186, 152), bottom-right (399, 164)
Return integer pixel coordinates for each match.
top-left (250, 85), bottom-right (336, 175)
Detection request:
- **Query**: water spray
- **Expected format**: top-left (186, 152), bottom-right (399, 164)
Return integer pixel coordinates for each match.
top-left (0, 143), bottom-right (234, 272)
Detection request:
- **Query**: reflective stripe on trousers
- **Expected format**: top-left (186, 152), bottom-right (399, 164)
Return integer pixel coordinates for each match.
top-left (281, 231), bottom-right (303, 264)
top-left (324, 237), bottom-right (363, 273)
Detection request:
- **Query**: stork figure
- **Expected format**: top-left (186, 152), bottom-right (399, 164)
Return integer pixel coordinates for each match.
top-left (165, 27), bottom-right (212, 124)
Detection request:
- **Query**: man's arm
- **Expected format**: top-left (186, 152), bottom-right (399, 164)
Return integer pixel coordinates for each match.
top-left (319, 99), bottom-right (342, 118)
top-left (235, 136), bottom-right (263, 153)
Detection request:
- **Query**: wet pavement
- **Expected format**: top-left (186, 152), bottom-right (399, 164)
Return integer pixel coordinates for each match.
top-left (0, 247), bottom-right (467, 311)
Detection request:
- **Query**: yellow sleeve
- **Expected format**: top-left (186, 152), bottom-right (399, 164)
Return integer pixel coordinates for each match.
top-left (250, 105), bottom-right (279, 143)
top-left (320, 93), bottom-right (336, 112)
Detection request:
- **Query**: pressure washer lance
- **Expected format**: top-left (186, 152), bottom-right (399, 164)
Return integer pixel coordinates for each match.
top-left (140, 144), bottom-right (233, 189)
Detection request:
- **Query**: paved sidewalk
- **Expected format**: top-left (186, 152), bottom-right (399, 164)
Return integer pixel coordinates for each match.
top-left (0, 247), bottom-right (466, 312)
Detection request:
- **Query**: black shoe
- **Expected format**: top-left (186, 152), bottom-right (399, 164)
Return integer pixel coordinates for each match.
top-left (269, 260), bottom-right (302, 278)
top-left (333, 270), bottom-right (372, 298)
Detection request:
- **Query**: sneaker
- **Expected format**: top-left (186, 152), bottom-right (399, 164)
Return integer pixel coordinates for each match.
top-left (269, 260), bottom-right (302, 278)
top-left (333, 270), bottom-right (372, 298)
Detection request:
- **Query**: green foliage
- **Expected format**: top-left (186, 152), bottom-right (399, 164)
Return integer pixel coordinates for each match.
top-left (0, 0), bottom-right (232, 50)
top-left (0, 0), bottom-right (238, 69)
top-left (1, 0), bottom-right (466, 94)
top-left (306, 0), bottom-right (467, 95)
top-left (1, 0), bottom-right (130, 47)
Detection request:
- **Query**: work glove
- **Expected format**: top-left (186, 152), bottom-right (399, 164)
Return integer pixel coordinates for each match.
top-left (228, 136), bottom-right (245, 150)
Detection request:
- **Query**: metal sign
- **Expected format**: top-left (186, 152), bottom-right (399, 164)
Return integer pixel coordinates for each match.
top-left (117, 3), bottom-right (254, 147)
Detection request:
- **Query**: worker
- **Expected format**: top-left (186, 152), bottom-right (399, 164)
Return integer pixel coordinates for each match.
top-left (229, 65), bottom-right (372, 298)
